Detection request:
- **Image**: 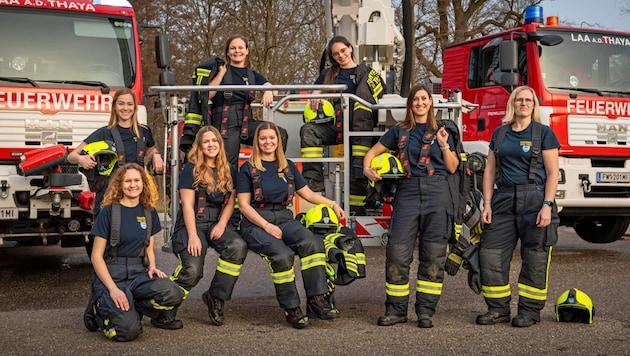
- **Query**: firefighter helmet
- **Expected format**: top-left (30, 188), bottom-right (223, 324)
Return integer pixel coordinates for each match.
top-left (304, 204), bottom-right (340, 232)
top-left (303, 100), bottom-right (335, 124)
top-left (555, 288), bottom-right (594, 324)
top-left (81, 140), bottom-right (118, 176)
top-left (370, 152), bottom-right (405, 178)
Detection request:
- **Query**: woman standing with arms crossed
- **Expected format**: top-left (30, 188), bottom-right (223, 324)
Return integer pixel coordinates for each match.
top-left (236, 122), bottom-right (345, 329)
top-left (168, 126), bottom-right (247, 326)
top-left (90, 163), bottom-right (184, 341)
top-left (363, 85), bottom-right (459, 328)
top-left (207, 34), bottom-right (288, 167)
top-left (475, 85), bottom-right (559, 328)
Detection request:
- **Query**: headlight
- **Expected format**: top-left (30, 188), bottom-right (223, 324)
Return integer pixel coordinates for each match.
top-left (467, 152), bottom-right (487, 174)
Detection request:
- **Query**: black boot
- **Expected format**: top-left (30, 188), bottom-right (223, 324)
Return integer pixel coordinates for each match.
top-left (83, 296), bottom-right (98, 332)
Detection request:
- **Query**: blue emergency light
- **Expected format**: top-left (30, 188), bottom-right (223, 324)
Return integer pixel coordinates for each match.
top-left (524, 6), bottom-right (544, 24)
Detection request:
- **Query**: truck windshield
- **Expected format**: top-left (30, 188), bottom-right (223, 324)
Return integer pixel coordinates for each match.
top-left (539, 29), bottom-right (630, 97)
top-left (0, 8), bottom-right (136, 88)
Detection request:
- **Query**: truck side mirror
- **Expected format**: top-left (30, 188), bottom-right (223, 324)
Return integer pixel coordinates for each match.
top-left (155, 34), bottom-right (171, 69)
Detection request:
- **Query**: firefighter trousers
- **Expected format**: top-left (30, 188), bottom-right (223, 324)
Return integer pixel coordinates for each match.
top-left (384, 176), bottom-right (452, 317)
top-left (170, 223), bottom-right (247, 302)
top-left (479, 184), bottom-right (558, 321)
top-left (300, 120), bottom-right (372, 209)
top-left (240, 207), bottom-right (328, 310)
top-left (92, 258), bottom-right (184, 342)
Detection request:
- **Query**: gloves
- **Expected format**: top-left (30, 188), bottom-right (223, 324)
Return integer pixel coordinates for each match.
top-left (462, 244), bottom-right (481, 294)
top-left (444, 251), bottom-right (463, 276)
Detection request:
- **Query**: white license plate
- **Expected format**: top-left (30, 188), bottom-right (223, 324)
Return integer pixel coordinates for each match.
top-left (597, 172), bottom-right (630, 183)
top-left (0, 208), bottom-right (18, 220)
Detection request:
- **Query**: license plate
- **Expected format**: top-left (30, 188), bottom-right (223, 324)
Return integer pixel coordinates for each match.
top-left (597, 172), bottom-right (630, 183)
top-left (0, 208), bottom-right (18, 220)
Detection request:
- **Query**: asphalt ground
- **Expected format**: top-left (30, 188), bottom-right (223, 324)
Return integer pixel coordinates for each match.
top-left (1, 226), bottom-right (629, 355)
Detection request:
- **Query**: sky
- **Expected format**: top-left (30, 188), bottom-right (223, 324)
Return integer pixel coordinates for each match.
top-left (541, 0), bottom-right (628, 32)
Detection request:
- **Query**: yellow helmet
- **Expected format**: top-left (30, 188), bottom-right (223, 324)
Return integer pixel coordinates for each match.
top-left (304, 203), bottom-right (340, 232)
top-left (555, 288), bottom-right (594, 324)
top-left (81, 140), bottom-right (118, 176)
top-left (303, 100), bottom-right (335, 124)
top-left (370, 152), bottom-right (405, 178)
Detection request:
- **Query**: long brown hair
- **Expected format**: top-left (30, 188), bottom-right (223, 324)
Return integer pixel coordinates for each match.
top-left (323, 36), bottom-right (355, 84)
top-left (187, 126), bottom-right (233, 194)
top-left (224, 34), bottom-right (251, 68)
top-left (107, 88), bottom-right (141, 138)
top-left (102, 163), bottom-right (158, 209)
top-left (399, 84), bottom-right (438, 132)
top-left (249, 121), bottom-right (287, 171)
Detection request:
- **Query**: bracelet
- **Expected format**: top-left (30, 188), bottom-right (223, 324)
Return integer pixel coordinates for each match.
top-left (440, 145), bottom-right (449, 151)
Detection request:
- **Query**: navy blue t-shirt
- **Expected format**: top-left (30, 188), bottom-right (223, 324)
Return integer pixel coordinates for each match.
top-left (380, 124), bottom-right (455, 177)
top-left (91, 203), bottom-right (161, 258)
top-left (173, 162), bottom-right (236, 229)
top-left (210, 66), bottom-right (268, 108)
top-left (489, 123), bottom-right (560, 186)
top-left (236, 160), bottom-right (307, 205)
top-left (84, 125), bottom-right (155, 163)
top-left (315, 67), bottom-right (358, 94)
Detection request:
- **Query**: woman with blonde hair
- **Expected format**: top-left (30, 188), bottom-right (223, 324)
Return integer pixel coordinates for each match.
top-left (236, 122), bottom-right (345, 329)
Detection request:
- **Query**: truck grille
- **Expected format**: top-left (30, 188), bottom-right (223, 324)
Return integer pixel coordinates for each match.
top-left (568, 116), bottom-right (630, 146)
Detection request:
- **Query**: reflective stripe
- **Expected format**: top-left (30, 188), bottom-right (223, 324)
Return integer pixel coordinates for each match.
top-left (103, 319), bottom-right (117, 339)
top-left (150, 299), bottom-right (175, 310)
top-left (300, 253), bottom-right (327, 270)
top-left (184, 113), bottom-right (203, 126)
top-left (216, 257), bottom-right (243, 277)
top-left (355, 252), bottom-right (366, 267)
top-left (481, 284), bottom-right (511, 299)
top-left (385, 282), bottom-right (410, 297)
top-left (342, 252), bottom-right (358, 274)
top-left (416, 280), bottom-right (443, 295)
top-left (353, 102), bottom-right (373, 113)
top-left (169, 254), bottom-right (190, 300)
top-left (447, 252), bottom-right (463, 265)
top-left (351, 145), bottom-right (369, 157)
top-left (349, 194), bottom-right (365, 207)
top-left (270, 267), bottom-right (295, 285)
top-left (301, 146), bottom-right (324, 158)
top-left (518, 246), bottom-right (552, 301)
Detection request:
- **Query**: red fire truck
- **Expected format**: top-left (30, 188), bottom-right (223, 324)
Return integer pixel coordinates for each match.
top-left (442, 6), bottom-right (630, 243)
top-left (0, 0), bottom-right (146, 247)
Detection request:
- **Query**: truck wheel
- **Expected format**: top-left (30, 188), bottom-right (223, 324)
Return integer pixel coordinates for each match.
top-left (574, 216), bottom-right (630, 243)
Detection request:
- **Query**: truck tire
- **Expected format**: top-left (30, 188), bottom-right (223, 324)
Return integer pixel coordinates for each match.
top-left (574, 216), bottom-right (630, 244)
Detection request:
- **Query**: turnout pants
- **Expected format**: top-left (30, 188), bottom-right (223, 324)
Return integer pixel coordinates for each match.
top-left (300, 110), bottom-right (373, 210)
top-left (384, 176), bottom-right (452, 317)
top-left (170, 222), bottom-right (247, 302)
top-left (479, 184), bottom-right (558, 321)
top-left (240, 206), bottom-right (328, 309)
top-left (92, 258), bottom-right (184, 342)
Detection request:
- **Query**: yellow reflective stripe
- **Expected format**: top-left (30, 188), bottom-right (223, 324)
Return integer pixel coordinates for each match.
top-left (385, 282), bottom-right (409, 297)
top-left (367, 70), bottom-right (383, 99)
top-left (216, 257), bottom-right (243, 277)
top-left (481, 284), bottom-right (511, 299)
top-left (103, 319), bottom-right (117, 339)
top-left (353, 102), bottom-right (372, 113)
top-left (170, 254), bottom-right (191, 300)
top-left (518, 247), bottom-right (552, 301)
top-left (301, 146), bottom-right (324, 158)
top-left (300, 253), bottom-right (327, 270)
top-left (459, 152), bottom-right (467, 162)
top-left (349, 195), bottom-right (365, 207)
top-left (447, 253), bottom-right (463, 265)
top-left (355, 252), bottom-right (366, 266)
top-left (184, 113), bottom-right (203, 125)
top-left (270, 267), bottom-right (295, 285)
top-left (416, 280), bottom-right (443, 295)
top-left (150, 299), bottom-right (175, 310)
top-left (453, 223), bottom-right (463, 241)
top-left (351, 145), bottom-right (369, 157)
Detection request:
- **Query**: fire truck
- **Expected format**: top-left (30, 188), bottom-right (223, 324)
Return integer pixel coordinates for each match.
top-left (442, 6), bottom-right (630, 243)
top-left (0, 0), bottom-right (147, 247)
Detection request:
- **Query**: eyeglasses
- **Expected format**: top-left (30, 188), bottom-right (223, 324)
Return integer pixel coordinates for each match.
top-left (515, 98), bottom-right (534, 105)
top-left (331, 46), bottom-right (350, 58)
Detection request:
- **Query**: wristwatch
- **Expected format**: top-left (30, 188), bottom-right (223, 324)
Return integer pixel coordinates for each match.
top-left (542, 200), bottom-right (554, 207)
